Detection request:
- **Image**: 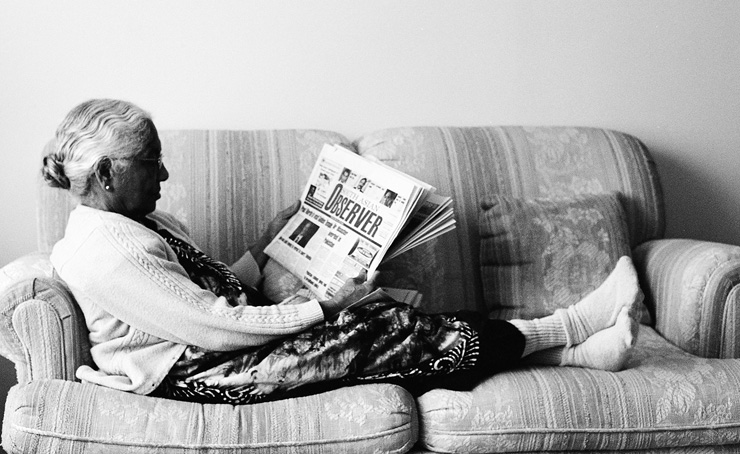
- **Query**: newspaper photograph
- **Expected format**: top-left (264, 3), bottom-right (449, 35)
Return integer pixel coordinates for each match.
top-left (265, 143), bottom-right (454, 300)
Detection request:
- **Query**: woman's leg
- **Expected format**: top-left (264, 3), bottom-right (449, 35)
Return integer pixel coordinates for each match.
top-left (506, 310), bottom-right (637, 372)
top-left (151, 301), bottom-right (525, 404)
top-left (555, 255), bottom-right (642, 346)
top-left (505, 256), bottom-right (642, 371)
top-left (527, 307), bottom-right (638, 371)
top-left (151, 257), bottom-right (642, 404)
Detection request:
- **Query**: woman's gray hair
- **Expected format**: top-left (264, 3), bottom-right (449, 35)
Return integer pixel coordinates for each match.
top-left (41, 99), bottom-right (154, 196)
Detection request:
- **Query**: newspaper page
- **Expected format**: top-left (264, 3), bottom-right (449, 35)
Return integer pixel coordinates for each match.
top-left (385, 193), bottom-right (456, 261)
top-left (266, 143), bottom-right (448, 300)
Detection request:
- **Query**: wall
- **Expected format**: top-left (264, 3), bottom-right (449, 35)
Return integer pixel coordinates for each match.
top-left (0, 0), bottom-right (738, 442)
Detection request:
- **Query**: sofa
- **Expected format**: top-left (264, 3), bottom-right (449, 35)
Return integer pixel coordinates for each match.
top-left (1, 126), bottom-right (740, 453)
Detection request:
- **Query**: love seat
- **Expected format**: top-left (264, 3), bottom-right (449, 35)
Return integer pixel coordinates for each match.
top-left (2, 126), bottom-right (740, 453)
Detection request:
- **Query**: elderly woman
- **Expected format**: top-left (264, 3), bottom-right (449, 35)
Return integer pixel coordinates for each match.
top-left (43, 99), bottom-right (642, 405)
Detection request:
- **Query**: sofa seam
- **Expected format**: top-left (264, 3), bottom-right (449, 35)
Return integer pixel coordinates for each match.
top-left (423, 421), bottom-right (740, 436)
top-left (7, 422), bottom-right (414, 450)
top-left (8, 287), bottom-right (72, 380)
top-left (0, 287), bottom-right (39, 373)
top-left (699, 256), bottom-right (740, 357)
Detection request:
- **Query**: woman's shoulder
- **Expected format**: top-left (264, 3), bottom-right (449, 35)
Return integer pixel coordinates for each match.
top-left (53, 206), bottom-right (169, 273)
top-left (65, 206), bottom-right (194, 250)
top-left (66, 204), bottom-right (139, 235)
top-left (147, 210), bottom-right (192, 241)
top-left (148, 210), bottom-right (188, 232)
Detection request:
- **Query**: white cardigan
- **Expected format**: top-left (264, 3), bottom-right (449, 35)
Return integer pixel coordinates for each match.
top-left (50, 205), bottom-right (324, 395)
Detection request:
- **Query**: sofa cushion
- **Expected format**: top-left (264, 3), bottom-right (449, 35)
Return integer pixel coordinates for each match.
top-left (478, 193), bottom-right (646, 321)
top-left (416, 325), bottom-right (740, 453)
top-left (356, 126), bottom-right (665, 314)
top-left (0, 252), bottom-right (54, 295)
top-left (3, 380), bottom-right (417, 453)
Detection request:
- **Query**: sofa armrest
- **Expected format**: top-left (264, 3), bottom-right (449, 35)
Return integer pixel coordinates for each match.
top-left (633, 239), bottom-right (740, 359)
top-left (0, 273), bottom-right (91, 384)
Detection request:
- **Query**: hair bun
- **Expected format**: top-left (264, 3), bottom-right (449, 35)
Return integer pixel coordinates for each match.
top-left (42, 154), bottom-right (71, 190)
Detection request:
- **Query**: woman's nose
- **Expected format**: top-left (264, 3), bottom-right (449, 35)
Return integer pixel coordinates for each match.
top-left (159, 163), bottom-right (170, 181)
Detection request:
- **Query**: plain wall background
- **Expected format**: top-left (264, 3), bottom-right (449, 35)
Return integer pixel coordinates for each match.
top-left (1, 0), bottom-right (738, 441)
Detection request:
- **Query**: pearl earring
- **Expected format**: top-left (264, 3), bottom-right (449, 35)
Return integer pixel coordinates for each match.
top-left (105, 185), bottom-right (111, 190)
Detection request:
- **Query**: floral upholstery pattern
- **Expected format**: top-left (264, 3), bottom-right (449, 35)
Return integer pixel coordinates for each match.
top-left (3, 126), bottom-right (739, 453)
top-left (0, 252), bottom-right (54, 295)
top-left (417, 326), bottom-right (740, 453)
top-left (4, 380), bottom-right (417, 453)
top-left (38, 129), bottom-right (352, 265)
top-left (634, 239), bottom-right (740, 359)
top-left (0, 272), bottom-right (91, 384)
top-left (478, 193), bottom-right (633, 320)
top-left (356, 126), bottom-right (664, 314)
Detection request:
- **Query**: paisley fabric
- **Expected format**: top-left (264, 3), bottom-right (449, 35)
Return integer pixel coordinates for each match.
top-left (150, 228), bottom-right (505, 405)
top-left (157, 228), bottom-right (274, 307)
top-left (8, 126), bottom-right (740, 452)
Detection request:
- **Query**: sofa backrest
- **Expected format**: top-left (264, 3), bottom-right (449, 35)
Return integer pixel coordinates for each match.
top-left (356, 127), bottom-right (664, 313)
top-left (38, 129), bottom-right (351, 263)
top-left (37, 126), bottom-right (663, 314)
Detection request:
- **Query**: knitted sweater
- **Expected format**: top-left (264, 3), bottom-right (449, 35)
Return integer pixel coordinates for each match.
top-left (50, 205), bottom-right (325, 395)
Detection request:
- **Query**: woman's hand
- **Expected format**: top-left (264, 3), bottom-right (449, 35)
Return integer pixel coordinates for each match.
top-left (249, 200), bottom-right (300, 269)
top-left (320, 270), bottom-right (377, 318)
top-left (265, 200), bottom-right (300, 242)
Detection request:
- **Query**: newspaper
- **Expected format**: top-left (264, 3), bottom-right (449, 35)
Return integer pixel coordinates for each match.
top-left (265, 143), bottom-right (455, 300)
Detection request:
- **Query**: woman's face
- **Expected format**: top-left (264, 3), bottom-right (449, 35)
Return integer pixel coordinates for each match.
top-left (107, 126), bottom-right (169, 221)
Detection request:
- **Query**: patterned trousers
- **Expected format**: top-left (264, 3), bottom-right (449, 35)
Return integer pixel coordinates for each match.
top-left (149, 300), bottom-right (525, 404)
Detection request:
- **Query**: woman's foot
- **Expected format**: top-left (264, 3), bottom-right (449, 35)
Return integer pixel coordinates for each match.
top-left (560, 307), bottom-right (638, 371)
top-left (556, 256), bottom-right (643, 346)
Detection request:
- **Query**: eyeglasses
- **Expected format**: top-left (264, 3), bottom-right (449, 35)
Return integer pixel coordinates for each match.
top-left (135, 156), bottom-right (163, 169)
top-left (111, 156), bottom-right (164, 170)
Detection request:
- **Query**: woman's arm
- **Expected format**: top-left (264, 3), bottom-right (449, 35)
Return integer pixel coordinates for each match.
top-left (54, 220), bottom-right (325, 352)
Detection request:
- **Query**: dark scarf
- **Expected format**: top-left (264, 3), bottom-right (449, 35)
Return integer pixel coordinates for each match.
top-left (157, 228), bottom-right (274, 307)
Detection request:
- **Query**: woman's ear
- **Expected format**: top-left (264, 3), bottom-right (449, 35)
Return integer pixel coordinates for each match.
top-left (93, 157), bottom-right (114, 191)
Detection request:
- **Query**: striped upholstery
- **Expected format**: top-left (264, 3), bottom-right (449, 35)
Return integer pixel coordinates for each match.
top-left (0, 266), bottom-right (419, 454)
top-left (38, 129), bottom-right (352, 265)
top-left (634, 239), bottom-right (740, 359)
top-left (4, 125), bottom-right (739, 453)
top-left (0, 277), bottom-right (91, 385)
top-left (478, 193), bottom-right (633, 320)
top-left (14, 129), bottom-right (422, 454)
top-left (356, 126), bottom-right (664, 313)
top-left (4, 380), bottom-right (417, 454)
top-left (417, 326), bottom-right (740, 453)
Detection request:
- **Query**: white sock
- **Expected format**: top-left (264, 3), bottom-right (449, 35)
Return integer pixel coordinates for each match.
top-left (509, 315), bottom-right (568, 358)
top-left (521, 346), bottom-right (563, 366)
top-left (556, 256), bottom-right (643, 346)
top-left (560, 307), bottom-right (638, 371)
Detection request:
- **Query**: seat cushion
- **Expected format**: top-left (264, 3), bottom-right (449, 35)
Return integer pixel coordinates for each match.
top-left (416, 326), bottom-right (740, 453)
top-left (3, 381), bottom-right (417, 454)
